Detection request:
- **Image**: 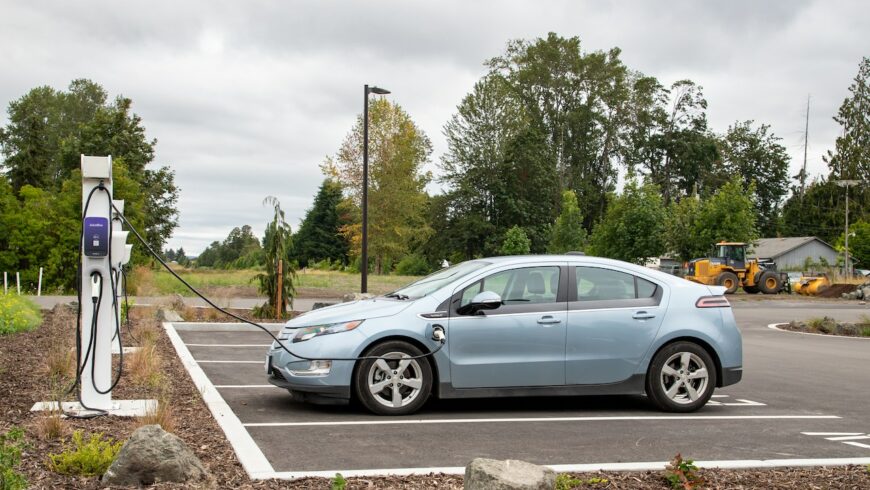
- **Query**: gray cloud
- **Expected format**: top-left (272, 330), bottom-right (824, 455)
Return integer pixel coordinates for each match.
top-left (1, 0), bottom-right (868, 253)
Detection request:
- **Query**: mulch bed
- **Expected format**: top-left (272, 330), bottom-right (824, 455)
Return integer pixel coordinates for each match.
top-left (1, 305), bottom-right (869, 488)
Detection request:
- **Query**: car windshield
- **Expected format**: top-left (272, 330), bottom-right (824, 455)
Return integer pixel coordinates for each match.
top-left (387, 260), bottom-right (490, 299)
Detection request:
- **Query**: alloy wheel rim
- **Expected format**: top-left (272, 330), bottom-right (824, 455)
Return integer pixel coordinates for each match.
top-left (367, 352), bottom-right (424, 409)
top-left (660, 352), bottom-right (709, 405)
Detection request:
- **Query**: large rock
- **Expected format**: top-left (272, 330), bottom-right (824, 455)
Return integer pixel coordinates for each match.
top-left (102, 425), bottom-right (210, 486)
top-left (341, 292), bottom-right (375, 303)
top-left (464, 458), bottom-right (556, 490)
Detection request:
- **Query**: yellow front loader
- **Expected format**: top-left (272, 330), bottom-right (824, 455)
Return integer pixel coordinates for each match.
top-left (685, 242), bottom-right (784, 294)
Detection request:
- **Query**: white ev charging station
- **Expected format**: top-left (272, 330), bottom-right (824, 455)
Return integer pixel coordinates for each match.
top-left (32, 155), bottom-right (155, 417)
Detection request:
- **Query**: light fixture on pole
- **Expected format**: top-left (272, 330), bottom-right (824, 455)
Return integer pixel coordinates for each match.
top-left (836, 179), bottom-right (860, 277)
top-left (362, 84), bottom-right (390, 293)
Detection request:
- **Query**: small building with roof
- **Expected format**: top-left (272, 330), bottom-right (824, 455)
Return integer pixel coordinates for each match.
top-left (749, 236), bottom-right (847, 270)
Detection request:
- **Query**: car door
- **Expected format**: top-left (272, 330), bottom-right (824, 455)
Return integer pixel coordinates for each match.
top-left (565, 265), bottom-right (666, 385)
top-left (448, 264), bottom-right (567, 388)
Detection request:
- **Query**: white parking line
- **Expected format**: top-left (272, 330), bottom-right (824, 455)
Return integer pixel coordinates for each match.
top-left (264, 457), bottom-right (870, 480)
top-left (197, 360), bottom-right (263, 364)
top-left (243, 414), bottom-right (839, 428)
top-left (186, 344), bottom-right (271, 347)
top-left (164, 322), bottom-right (275, 477)
top-left (827, 435), bottom-right (870, 441)
top-left (843, 442), bottom-right (870, 449)
top-left (801, 432), bottom-right (862, 436)
top-left (215, 385), bottom-right (277, 389)
top-left (802, 432), bottom-right (870, 451)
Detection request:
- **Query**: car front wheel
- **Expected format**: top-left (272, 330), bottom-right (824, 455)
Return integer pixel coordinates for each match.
top-left (353, 340), bottom-right (432, 415)
top-left (646, 342), bottom-right (716, 412)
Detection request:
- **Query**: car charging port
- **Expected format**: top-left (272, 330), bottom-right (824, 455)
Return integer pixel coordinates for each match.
top-left (432, 324), bottom-right (446, 342)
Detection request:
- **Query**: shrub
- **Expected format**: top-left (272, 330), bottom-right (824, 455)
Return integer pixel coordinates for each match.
top-left (0, 295), bottom-right (41, 335)
top-left (48, 430), bottom-right (122, 476)
top-left (43, 344), bottom-right (76, 381)
top-left (500, 226), bottom-right (531, 255)
top-left (0, 427), bottom-right (28, 490)
top-left (394, 255), bottom-right (431, 276)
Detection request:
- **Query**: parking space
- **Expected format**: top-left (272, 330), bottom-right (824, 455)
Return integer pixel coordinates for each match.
top-left (165, 301), bottom-right (870, 478)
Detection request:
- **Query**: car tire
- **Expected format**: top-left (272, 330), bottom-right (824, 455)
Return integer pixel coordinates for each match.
top-left (758, 271), bottom-right (781, 294)
top-left (717, 271), bottom-right (739, 294)
top-left (353, 340), bottom-right (432, 416)
top-left (743, 284), bottom-right (759, 294)
top-left (646, 341), bottom-right (717, 412)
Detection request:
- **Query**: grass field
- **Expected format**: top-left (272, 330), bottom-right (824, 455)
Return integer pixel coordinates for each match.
top-left (130, 266), bottom-right (422, 298)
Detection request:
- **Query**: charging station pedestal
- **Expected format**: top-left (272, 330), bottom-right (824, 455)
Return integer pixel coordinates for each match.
top-left (32, 155), bottom-right (155, 417)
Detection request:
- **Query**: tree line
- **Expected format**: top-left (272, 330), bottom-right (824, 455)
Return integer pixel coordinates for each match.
top-left (264, 36), bottom-right (869, 273)
top-left (0, 80), bottom-right (178, 292)
top-left (2, 37), bottom-right (868, 290)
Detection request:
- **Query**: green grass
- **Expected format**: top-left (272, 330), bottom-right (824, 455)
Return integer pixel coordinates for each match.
top-left (134, 267), bottom-right (422, 297)
top-left (0, 294), bottom-right (42, 335)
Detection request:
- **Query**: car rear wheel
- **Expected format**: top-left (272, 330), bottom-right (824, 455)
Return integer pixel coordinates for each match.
top-left (646, 342), bottom-right (717, 412)
top-left (353, 340), bottom-right (432, 415)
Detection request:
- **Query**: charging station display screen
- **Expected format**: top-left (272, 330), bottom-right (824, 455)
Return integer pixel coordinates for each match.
top-left (84, 217), bottom-right (109, 257)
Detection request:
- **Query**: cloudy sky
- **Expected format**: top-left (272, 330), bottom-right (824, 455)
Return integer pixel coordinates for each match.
top-left (1, 1), bottom-right (868, 253)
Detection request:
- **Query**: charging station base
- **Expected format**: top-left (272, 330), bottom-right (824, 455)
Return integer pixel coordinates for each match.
top-left (31, 399), bottom-right (158, 417)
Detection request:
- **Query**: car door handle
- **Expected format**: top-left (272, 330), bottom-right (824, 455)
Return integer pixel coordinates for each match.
top-left (632, 311), bottom-right (656, 320)
top-left (537, 315), bottom-right (562, 325)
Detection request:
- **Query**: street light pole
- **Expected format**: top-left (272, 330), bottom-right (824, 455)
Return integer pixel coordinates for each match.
top-left (361, 84), bottom-right (390, 293)
top-left (836, 179), bottom-right (860, 277)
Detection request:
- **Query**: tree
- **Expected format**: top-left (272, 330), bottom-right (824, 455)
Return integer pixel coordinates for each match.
top-left (666, 196), bottom-right (705, 263)
top-left (195, 225), bottom-right (262, 268)
top-left (500, 226), bottom-right (531, 255)
top-left (694, 177), bottom-right (759, 247)
top-left (292, 179), bottom-right (348, 267)
top-left (624, 79), bottom-right (722, 204)
top-left (487, 33), bottom-right (629, 229)
top-left (0, 79), bottom-right (179, 259)
top-left (781, 178), bottom-right (869, 245)
top-left (825, 57), bottom-right (870, 181)
top-left (589, 180), bottom-right (667, 264)
top-left (838, 221), bottom-right (870, 267)
top-left (323, 98), bottom-right (432, 273)
top-left (720, 121), bottom-right (790, 236)
top-left (253, 197), bottom-right (296, 318)
top-left (548, 190), bottom-right (587, 253)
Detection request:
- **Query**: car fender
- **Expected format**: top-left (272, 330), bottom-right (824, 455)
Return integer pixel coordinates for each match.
top-left (353, 320), bottom-right (452, 385)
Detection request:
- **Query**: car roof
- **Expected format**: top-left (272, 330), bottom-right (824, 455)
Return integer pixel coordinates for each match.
top-left (476, 255), bottom-right (684, 285)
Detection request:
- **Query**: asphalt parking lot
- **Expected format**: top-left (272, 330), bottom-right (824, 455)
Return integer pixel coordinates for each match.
top-left (167, 300), bottom-right (870, 478)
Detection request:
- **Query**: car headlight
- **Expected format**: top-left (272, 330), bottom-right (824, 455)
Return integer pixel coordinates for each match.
top-left (291, 320), bottom-right (364, 343)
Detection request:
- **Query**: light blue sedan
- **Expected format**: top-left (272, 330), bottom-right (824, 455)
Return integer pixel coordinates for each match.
top-left (266, 255), bottom-right (742, 415)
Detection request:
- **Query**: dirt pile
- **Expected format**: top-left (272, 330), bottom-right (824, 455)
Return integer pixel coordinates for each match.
top-left (817, 283), bottom-right (858, 298)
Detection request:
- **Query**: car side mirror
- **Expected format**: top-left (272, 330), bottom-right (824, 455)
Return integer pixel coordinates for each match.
top-left (471, 291), bottom-right (502, 310)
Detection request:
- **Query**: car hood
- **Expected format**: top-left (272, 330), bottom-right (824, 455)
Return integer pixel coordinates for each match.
top-left (285, 298), bottom-right (414, 328)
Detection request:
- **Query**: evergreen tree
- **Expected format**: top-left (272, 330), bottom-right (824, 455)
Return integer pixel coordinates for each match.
top-left (292, 179), bottom-right (348, 267)
top-left (825, 57), bottom-right (870, 181)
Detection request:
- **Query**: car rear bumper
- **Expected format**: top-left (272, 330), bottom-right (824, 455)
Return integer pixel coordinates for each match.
top-left (720, 366), bottom-right (742, 387)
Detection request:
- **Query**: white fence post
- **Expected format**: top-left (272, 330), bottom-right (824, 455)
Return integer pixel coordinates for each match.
top-left (16, 272), bottom-right (21, 295)
top-left (38, 267), bottom-right (43, 296)
top-left (3, 271), bottom-right (6, 295)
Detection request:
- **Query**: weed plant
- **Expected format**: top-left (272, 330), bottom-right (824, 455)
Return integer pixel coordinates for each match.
top-left (0, 295), bottom-right (41, 335)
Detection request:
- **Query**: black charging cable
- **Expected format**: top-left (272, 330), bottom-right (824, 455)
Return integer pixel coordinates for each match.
top-left (111, 202), bottom-right (446, 362)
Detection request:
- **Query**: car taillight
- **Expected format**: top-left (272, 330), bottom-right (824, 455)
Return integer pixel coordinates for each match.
top-left (696, 295), bottom-right (730, 308)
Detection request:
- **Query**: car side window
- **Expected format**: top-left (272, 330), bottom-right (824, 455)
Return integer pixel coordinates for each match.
top-left (637, 277), bottom-right (658, 298)
top-left (459, 266), bottom-right (560, 308)
top-left (576, 267), bottom-right (635, 301)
